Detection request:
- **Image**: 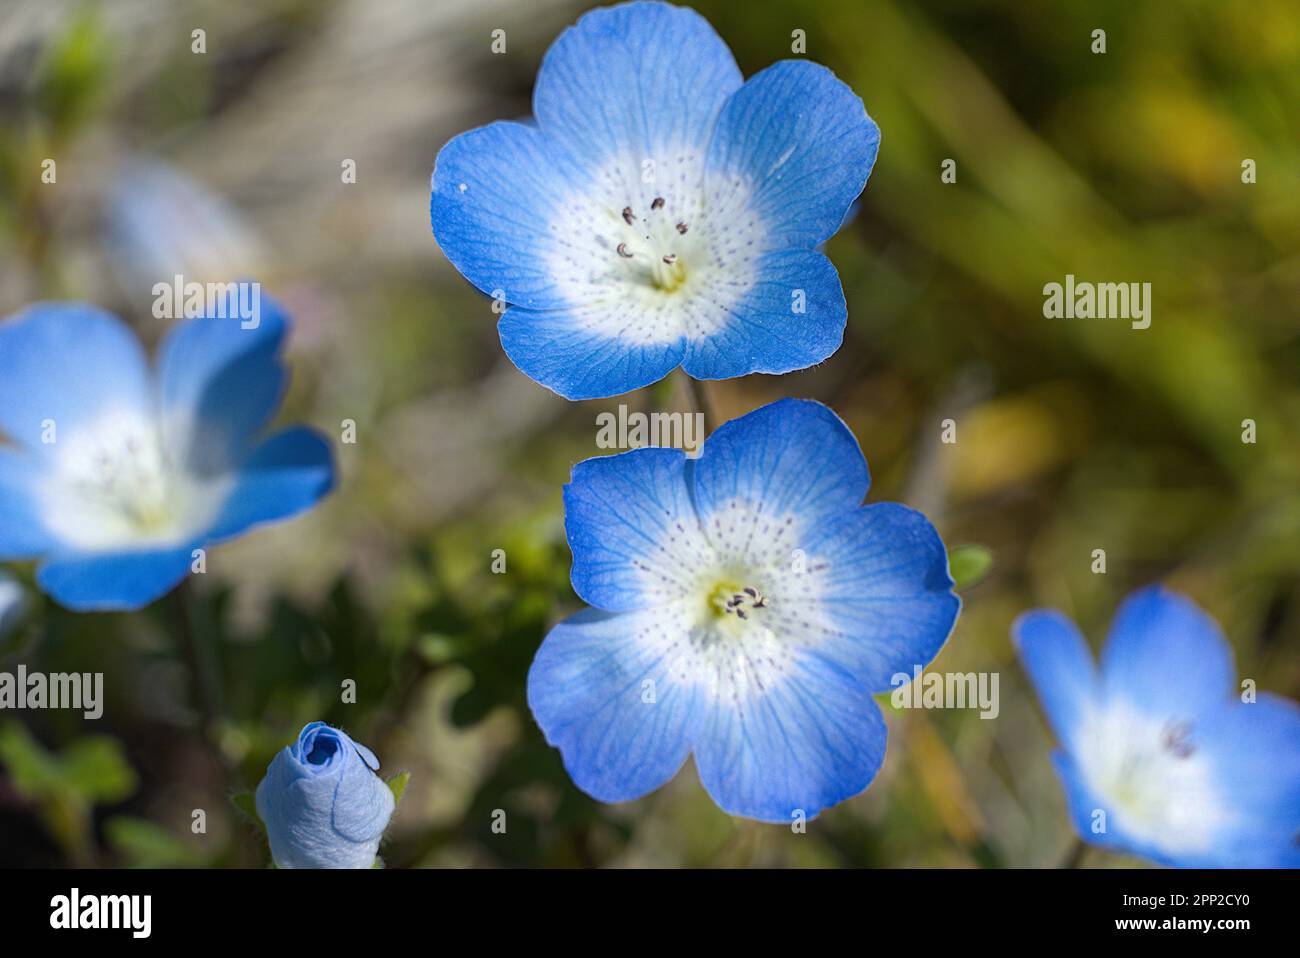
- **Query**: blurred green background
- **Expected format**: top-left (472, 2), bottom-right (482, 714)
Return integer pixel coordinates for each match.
top-left (1, 0), bottom-right (1297, 868)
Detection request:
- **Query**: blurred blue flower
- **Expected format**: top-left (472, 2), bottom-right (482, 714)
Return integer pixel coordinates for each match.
top-left (430, 1), bottom-right (880, 400)
top-left (1015, 586), bottom-right (1300, 867)
top-left (0, 298), bottom-right (335, 611)
top-left (528, 398), bottom-right (958, 821)
top-left (256, 722), bottom-right (395, 869)
top-left (106, 158), bottom-right (266, 304)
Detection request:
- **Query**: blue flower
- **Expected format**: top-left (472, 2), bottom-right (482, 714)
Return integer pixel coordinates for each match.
top-left (0, 298), bottom-right (335, 611)
top-left (430, 1), bottom-right (880, 400)
top-left (527, 398), bottom-right (958, 822)
top-left (1015, 586), bottom-right (1300, 868)
top-left (255, 722), bottom-right (396, 869)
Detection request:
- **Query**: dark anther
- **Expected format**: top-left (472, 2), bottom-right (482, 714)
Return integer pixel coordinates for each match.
top-left (622, 207), bottom-right (634, 225)
top-left (676, 222), bottom-right (689, 234)
top-left (662, 254), bottom-right (677, 265)
top-left (1161, 722), bottom-right (1195, 759)
top-left (651, 196), bottom-right (665, 210)
top-left (617, 243), bottom-right (633, 258)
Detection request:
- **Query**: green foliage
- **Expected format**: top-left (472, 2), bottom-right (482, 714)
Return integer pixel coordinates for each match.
top-left (387, 771), bottom-right (411, 806)
top-left (37, 9), bottom-right (111, 137)
top-left (0, 723), bottom-right (136, 864)
top-left (949, 545), bottom-right (994, 591)
top-left (229, 790), bottom-right (262, 829)
top-left (105, 816), bottom-right (207, 869)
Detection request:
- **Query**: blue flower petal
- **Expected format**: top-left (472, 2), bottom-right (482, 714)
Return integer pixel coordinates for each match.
top-left (331, 738), bottom-right (396, 844)
top-left (693, 398), bottom-right (869, 530)
top-left (0, 449), bottom-right (58, 558)
top-left (1192, 695), bottom-right (1300, 867)
top-left (532, 1), bottom-right (742, 171)
top-left (564, 447), bottom-right (698, 612)
top-left (680, 248), bottom-right (846, 380)
top-left (1100, 585), bottom-right (1234, 717)
top-left (800, 503), bottom-right (958, 691)
top-left (0, 303), bottom-right (152, 452)
top-left (205, 427), bottom-right (335, 543)
top-left (1014, 608), bottom-right (1100, 751)
top-left (1050, 751), bottom-right (1151, 858)
top-left (693, 651), bottom-right (886, 822)
top-left (527, 607), bottom-right (702, 804)
top-left (430, 121), bottom-right (577, 311)
top-left (37, 547), bottom-right (194, 612)
top-left (706, 60), bottom-right (879, 249)
top-left (499, 304), bottom-right (685, 400)
top-left (157, 297), bottom-right (288, 475)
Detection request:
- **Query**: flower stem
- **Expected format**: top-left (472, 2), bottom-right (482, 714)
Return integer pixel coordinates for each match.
top-left (169, 580), bottom-right (220, 738)
top-left (680, 371), bottom-right (716, 435)
top-left (1058, 837), bottom-right (1088, 869)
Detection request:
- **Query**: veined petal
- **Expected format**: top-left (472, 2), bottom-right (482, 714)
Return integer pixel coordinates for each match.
top-left (1014, 609), bottom-right (1100, 752)
top-left (692, 399), bottom-right (869, 558)
top-left (692, 650), bottom-right (887, 822)
top-left (527, 606), bottom-right (702, 804)
top-left (37, 546), bottom-right (194, 612)
top-left (430, 121), bottom-right (577, 311)
top-left (205, 427), bottom-right (335, 543)
top-left (0, 448), bottom-right (58, 558)
top-left (533, 2), bottom-right (741, 175)
top-left (499, 304), bottom-right (685, 400)
top-left (794, 503), bottom-right (958, 692)
top-left (157, 295), bottom-right (288, 476)
top-left (1100, 586), bottom-right (1234, 718)
top-left (706, 60), bottom-right (879, 249)
top-left (0, 303), bottom-right (152, 453)
top-left (564, 447), bottom-right (704, 611)
top-left (681, 248), bottom-right (846, 380)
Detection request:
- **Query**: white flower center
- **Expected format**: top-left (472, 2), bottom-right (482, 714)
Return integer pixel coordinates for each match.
top-left (635, 497), bottom-right (827, 703)
top-left (40, 409), bottom-right (229, 550)
top-left (1074, 702), bottom-right (1228, 857)
top-left (546, 148), bottom-right (766, 346)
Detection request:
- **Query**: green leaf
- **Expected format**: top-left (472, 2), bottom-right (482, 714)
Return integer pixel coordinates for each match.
top-left (59, 737), bottom-right (137, 803)
top-left (230, 790), bottom-right (263, 828)
top-left (0, 722), bottom-right (63, 796)
top-left (386, 770), bottom-right (410, 806)
top-left (105, 816), bottom-right (203, 868)
top-left (949, 544), bottom-right (993, 591)
top-left (0, 723), bottom-right (135, 803)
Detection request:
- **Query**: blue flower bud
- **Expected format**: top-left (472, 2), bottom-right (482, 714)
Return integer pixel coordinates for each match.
top-left (255, 722), bottom-right (395, 869)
